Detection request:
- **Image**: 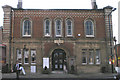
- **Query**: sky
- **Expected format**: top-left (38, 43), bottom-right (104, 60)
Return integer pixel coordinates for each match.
top-left (0, 0), bottom-right (119, 43)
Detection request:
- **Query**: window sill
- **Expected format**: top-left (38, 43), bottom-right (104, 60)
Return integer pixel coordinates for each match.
top-left (96, 63), bottom-right (100, 65)
top-left (82, 63), bottom-right (87, 65)
top-left (66, 35), bottom-right (73, 37)
top-left (55, 35), bottom-right (62, 37)
top-left (86, 35), bottom-right (94, 38)
top-left (89, 63), bottom-right (94, 64)
top-left (44, 35), bottom-right (51, 37)
top-left (31, 63), bottom-right (36, 64)
top-left (24, 63), bottom-right (29, 64)
top-left (22, 35), bottom-right (31, 38)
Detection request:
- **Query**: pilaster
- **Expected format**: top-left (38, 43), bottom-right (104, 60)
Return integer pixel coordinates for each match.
top-left (2, 5), bottom-right (12, 71)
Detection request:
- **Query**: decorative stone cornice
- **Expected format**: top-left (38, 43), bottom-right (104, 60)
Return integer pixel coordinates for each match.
top-left (13, 9), bottom-right (104, 18)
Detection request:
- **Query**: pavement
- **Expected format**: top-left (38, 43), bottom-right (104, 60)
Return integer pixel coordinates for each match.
top-left (1, 72), bottom-right (118, 79)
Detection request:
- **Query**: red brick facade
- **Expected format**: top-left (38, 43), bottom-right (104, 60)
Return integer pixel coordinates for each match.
top-left (2, 5), bottom-right (114, 74)
top-left (13, 9), bottom-right (106, 39)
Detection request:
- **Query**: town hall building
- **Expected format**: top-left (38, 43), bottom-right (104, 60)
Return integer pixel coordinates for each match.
top-left (2, 0), bottom-right (115, 74)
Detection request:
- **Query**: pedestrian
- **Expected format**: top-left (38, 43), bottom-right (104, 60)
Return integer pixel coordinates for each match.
top-left (63, 65), bottom-right (67, 73)
top-left (16, 61), bottom-right (20, 79)
top-left (64, 60), bottom-right (67, 73)
top-left (16, 61), bottom-right (26, 75)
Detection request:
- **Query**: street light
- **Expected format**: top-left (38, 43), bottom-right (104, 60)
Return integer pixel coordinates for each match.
top-left (108, 7), bottom-right (116, 73)
top-left (114, 36), bottom-right (118, 67)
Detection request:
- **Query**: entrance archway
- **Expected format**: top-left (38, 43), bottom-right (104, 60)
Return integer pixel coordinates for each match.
top-left (52, 49), bottom-right (66, 71)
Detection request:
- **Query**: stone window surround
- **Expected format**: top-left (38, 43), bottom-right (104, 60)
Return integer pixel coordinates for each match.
top-left (16, 48), bottom-right (37, 65)
top-left (81, 49), bottom-right (101, 65)
top-left (84, 18), bottom-right (95, 38)
top-left (54, 18), bottom-right (63, 37)
top-left (65, 18), bottom-right (74, 37)
top-left (21, 17), bottom-right (97, 38)
top-left (44, 18), bottom-right (52, 37)
top-left (22, 18), bottom-right (32, 37)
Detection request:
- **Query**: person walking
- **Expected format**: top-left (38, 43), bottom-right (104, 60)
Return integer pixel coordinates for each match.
top-left (16, 61), bottom-right (26, 75)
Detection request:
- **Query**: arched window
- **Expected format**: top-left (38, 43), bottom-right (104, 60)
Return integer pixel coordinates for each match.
top-left (44, 19), bottom-right (51, 36)
top-left (23, 20), bottom-right (31, 36)
top-left (85, 20), bottom-right (94, 37)
top-left (66, 19), bottom-right (73, 36)
top-left (55, 19), bottom-right (62, 37)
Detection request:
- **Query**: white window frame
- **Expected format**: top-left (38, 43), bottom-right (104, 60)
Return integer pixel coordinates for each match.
top-left (24, 49), bottom-right (29, 64)
top-left (31, 50), bottom-right (36, 64)
top-left (89, 49), bottom-right (94, 64)
top-left (16, 49), bottom-right (22, 64)
top-left (66, 19), bottom-right (73, 37)
top-left (55, 19), bottom-right (62, 37)
top-left (22, 19), bottom-right (32, 37)
top-left (82, 50), bottom-right (87, 65)
top-left (96, 49), bottom-right (101, 64)
top-left (44, 19), bottom-right (51, 37)
top-left (85, 20), bottom-right (94, 37)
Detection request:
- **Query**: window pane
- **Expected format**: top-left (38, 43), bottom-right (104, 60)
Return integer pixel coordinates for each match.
top-left (46, 20), bottom-right (49, 25)
top-left (67, 20), bottom-right (72, 36)
top-left (24, 49), bottom-right (29, 64)
top-left (57, 20), bottom-right (60, 25)
top-left (23, 20), bottom-right (31, 36)
top-left (17, 49), bottom-right (22, 63)
top-left (82, 49), bottom-right (87, 64)
top-left (45, 20), bottom-right (50, 35)
top-left (68, 30), bottom-right (72, 35)
top-left (31, 50), bottom-right (36, 64)
top-left (67, 20), bottom-right (71, 25)
top-left (96, 49), bottom-right (100, 64)
top-left (89, 49), bottom-right (94, 64)
top-left (86, 20), bottom-right (93, 35)
top-left (56, 19), bottom-right (61, 36)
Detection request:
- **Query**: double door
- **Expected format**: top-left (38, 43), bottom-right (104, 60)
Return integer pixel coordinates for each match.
top-left (52, 49), bottom-right (66, 71)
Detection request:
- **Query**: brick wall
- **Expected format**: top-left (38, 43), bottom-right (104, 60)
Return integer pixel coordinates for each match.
top-left (13, 9), bottom-right (106, 39)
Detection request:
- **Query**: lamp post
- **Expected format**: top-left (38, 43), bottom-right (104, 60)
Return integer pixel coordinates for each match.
top-left (114, 36), bottom-right (118, 67)
top-left (108, 8), bottom-right (116, 73)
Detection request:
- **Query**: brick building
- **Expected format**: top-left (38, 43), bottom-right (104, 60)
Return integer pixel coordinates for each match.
top-left (2, 0), bottom-right (115, 74)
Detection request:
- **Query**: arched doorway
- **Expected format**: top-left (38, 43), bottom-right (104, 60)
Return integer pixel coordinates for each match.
top-left (52, 49), bottom-right (66, 71)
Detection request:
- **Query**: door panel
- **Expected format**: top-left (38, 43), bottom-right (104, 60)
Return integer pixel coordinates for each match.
top-left (52, 49), bottom-right (66, 71)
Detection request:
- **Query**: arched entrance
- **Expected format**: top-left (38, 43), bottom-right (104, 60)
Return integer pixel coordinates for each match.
top-left (52, 49), bottom-right (66, 71)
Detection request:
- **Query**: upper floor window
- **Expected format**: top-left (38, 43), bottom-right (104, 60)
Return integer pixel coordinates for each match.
top-left (23, 20), bottom-right (31, 37)
top-left (66, 19), bottom-right (73, 36)
top-left (85, 20), bottom-right (94, 37)
top-left (55, 19), bottom-right (62, 37)
top-left (44, 19), bottom-right (51, 36)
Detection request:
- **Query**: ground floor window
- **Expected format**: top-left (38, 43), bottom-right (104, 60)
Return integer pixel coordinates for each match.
top-left (24, 49), bottom-right (29, 64)
top-left (31, 50), bottom-right (36, 64)
top-left (16, 48), bottom-right (37, 64)
top-left (82, 49), bottom-right (101, 65)
top-left (96, 49), bottom-right (101, 64)
top-left (16, 49), bottom-right (22, 63)
top-left (82, 49), bottom-right (87, 64)
top-left (89, 49), bottom-right (94, 64)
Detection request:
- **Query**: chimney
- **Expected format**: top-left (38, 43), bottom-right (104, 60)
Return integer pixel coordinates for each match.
top-left (91, 0), bottom-right (98, 9)
top-left (17, 0), bottom-right (22, 9)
